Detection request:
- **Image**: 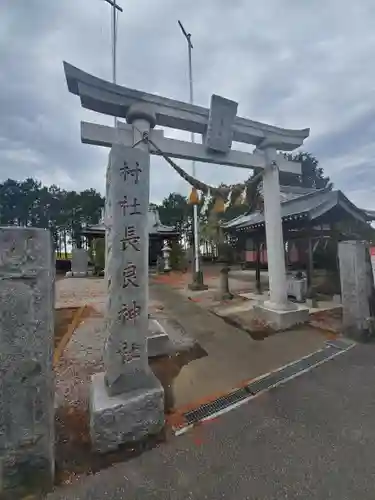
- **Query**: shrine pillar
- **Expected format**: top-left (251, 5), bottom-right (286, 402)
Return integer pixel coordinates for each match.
top-left (90, 104), bottom-right (164, 453)
top-left (261, 146), bottom-right (288, 309)
top-left (254, 142), bottom-right (309, 330)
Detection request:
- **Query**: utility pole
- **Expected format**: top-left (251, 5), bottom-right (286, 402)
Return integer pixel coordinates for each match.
top-left (178, 20), bottom-right (206, 290)
top-left (103, 0), bottom-right (123, 126)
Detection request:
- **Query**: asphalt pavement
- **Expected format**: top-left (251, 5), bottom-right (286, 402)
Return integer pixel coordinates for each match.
top-left (46, 343), bottom-right (375, 500)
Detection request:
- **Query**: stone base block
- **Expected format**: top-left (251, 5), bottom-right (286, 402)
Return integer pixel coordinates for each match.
top-left (188, 270), bottom-right (208, 291)
top-left (254, 302), bottom-right (309, 331)
top-left (188, 283), bottom-right (209, 291)
top-left (148, 333), bottom-right (171, 357)
top-left (343, 317), bottom-right (375, 343)
top-left (214, 291), bottom-right (233, 301)
top-left (333, 294), bottom-right (342, 305)
top-left (65, 271), bottom-right (93, 278)
top-left (305, 297), bottom-right (318, 308)
top-left (147, 318), bottom-right (174, 357)
top-left (188, 281), bottom-right (209, 291)
top-left (89, 371), bottom-right (164, 454)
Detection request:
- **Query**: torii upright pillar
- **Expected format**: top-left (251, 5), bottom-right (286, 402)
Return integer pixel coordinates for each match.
top-left (253, 142), bottom-right (309, 330)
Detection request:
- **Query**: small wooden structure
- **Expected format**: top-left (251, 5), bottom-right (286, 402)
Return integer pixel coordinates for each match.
top-left (223, 186), bottom-right (375, 294)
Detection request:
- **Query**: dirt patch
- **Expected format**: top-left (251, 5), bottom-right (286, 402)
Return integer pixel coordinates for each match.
top-left (217, 311), bottom-right (273, 341)
top-left (55, 406), bottom-right (166, 487)
top-left (54, 340), bottom-right (206, 485)
top-left (214, 306), bottom-right (341, 341)
top-left (190, 293), bottom-right (248, 313)
top-left (152, 272), bottom-right (189, 288)
top-left (54, 307), bottom-right (79, 349)
top-left (55, 306), bottom-right (101, 346)
top-left (150, 344), bottom-right (208, 413)
top-left (309, 308), bottom-right (342, 335)
top-left (152, 269), bottom-right (219, 289)
top-left (220, 309), bottom-right (341, 341)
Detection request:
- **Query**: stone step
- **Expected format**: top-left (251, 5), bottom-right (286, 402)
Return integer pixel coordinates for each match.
top-left (147, 318), bottom-right (173, 358)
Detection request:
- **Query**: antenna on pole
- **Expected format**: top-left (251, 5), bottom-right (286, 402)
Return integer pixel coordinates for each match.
top-left (178, 20), bottom-right (205, 289)
top-left (178, 20), bottom-right (193, 49)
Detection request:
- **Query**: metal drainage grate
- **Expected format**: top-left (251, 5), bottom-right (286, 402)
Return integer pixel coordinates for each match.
top-left (325, 338), bottom-right (355, 350)
top-left (183, 387), bottom-right (251, 425)
top-left (247, 347), bottom-right (337, 395)
top-left (247, 366), bottom-right (300, 395)
top-left (182, 344), bottom-right (352, 427)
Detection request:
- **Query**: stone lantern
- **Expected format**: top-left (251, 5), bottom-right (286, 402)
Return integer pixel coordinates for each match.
top-left (162, 240), bottom-right (171, 273)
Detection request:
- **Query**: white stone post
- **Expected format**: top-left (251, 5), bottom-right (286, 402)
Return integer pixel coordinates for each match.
top-left (0, 227), bottom-right (55, 496)
top-left (90, 104), bottom-right (164, 454)
top-left (261, 146), bottom-right (289, 310)
top-left (254, 145), bottom-right (309, 330)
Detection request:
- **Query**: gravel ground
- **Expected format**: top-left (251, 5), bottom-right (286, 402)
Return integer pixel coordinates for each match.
top-left (54, 315), bottom-right (105, 410)
top-left (56, 277), bottom-right (107, 309)
top-left (54, 278), bottom-right (183, 411)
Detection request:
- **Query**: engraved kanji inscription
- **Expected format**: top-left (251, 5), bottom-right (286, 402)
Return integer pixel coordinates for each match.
top-left (118, 196), bottom-right (141, 216)
top-left (120, 161), bottom-right (142, 184)
top-left (118, 300), bottom-right (141, 323)
top-left (122, 263), bottom-right (139, 288)
top-left (121, 226), bottom-right (140, 252)
top-left (118, 341), bottom-right (142, 363)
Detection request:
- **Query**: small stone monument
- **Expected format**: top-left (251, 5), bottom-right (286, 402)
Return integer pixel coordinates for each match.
top-left (156, 254), bottom-right (164, 274)
top-left (66, 247), bottom-right (90, 277)
top-left (90, 139), bottom-right (164, 453)
top-left (338, 240), bottom-right (374, 341)
top-left (0, 227), bottom-right (55, 496)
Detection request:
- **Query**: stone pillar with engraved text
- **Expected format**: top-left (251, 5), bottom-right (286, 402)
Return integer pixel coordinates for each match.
top-left (103, 144), bottom-right (150, 395)
top-left (90, 105), bottom-right (164, 453)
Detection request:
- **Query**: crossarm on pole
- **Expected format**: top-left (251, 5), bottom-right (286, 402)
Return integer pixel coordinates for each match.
top-left (103, 0), bottom-right (123, 12)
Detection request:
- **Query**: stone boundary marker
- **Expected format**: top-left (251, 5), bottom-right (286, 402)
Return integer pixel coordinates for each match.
top-left (66, 248), bottom-right (92, 277)
top-left (0, 227), bottom-right (55, 497)
top-left (338, 240), bottom-right (374, 341)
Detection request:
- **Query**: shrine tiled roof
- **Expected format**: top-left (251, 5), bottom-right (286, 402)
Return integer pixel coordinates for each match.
top-left (223, 185), bottom-right (370, 231)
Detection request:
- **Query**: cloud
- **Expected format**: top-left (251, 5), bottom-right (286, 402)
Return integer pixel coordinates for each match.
top-left (1, 0), bottom-right (375, 208)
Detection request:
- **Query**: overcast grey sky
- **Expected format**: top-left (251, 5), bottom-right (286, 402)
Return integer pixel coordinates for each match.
top-left (1, 0), bottom-right (375, 208)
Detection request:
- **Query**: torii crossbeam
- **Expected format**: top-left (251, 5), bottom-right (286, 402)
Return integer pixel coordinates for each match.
top-left (64, 61), bottom-right (309, 155)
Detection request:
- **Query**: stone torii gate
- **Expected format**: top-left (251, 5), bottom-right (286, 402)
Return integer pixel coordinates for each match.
top-left (63, 62), bottom-right (310, 451)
